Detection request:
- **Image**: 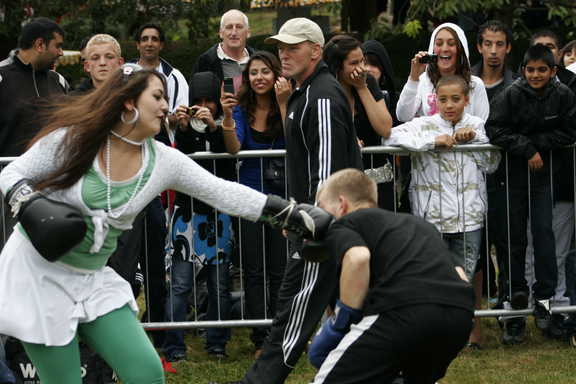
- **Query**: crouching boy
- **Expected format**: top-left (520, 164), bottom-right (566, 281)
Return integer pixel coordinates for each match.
top-left (308, 168), bottom-right (475, 384)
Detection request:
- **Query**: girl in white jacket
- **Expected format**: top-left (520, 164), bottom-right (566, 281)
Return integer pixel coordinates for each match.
top-left (386, 75), bottom-right (499, 279)
top-left (396, 22), bottom-right (490, 122)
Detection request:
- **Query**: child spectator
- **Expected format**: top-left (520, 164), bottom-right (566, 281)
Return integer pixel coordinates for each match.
top-left (560, 40), bottom-right (576, 69)
top-left (163, 71), bottom-right (235, 361)
top-left (487, 44), bottom-right (576, 344)
top-left (386, 75), bottom-right (498, 281)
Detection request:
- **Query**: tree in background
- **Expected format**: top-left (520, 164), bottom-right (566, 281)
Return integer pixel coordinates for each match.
top-left (0, 0), bottom-right (221, 57)
top-left (401, 0), bottom-right (576, 40)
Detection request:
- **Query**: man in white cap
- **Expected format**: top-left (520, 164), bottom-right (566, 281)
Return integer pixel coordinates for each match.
top-left (211, 17), bottom-right (362, 384)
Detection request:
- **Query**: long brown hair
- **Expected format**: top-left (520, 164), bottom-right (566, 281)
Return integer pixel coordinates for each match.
top-left (31, 68), bottom-right (166, 191)
top-left (237, 51), bottom-right (283, 138)
top-left (427, 27), bottom-right (471, 89)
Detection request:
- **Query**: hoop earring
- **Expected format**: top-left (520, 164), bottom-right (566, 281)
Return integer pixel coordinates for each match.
top-left (121, 108), bottom-right (139, 125)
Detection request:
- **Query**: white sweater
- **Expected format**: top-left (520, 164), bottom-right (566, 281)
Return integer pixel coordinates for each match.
top-left (0, 129), bottom-right (267, 249)
top-left (384, 113), bottom-right (500, 233)
top-left (396, 74), bottom-right (490, 123)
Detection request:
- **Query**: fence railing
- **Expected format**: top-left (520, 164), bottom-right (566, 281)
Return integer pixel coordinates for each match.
top-left (2, 144), bottom-right (576, 331)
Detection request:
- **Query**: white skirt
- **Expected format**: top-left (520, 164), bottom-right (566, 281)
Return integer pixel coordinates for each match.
top-left (0, 229), bottom-right (138, 346)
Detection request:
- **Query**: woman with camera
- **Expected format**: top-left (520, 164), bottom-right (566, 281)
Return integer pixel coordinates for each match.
top-left (219, 51), bottom-right (289, 357)
top-left (396, 22), bottom-right (489, 122)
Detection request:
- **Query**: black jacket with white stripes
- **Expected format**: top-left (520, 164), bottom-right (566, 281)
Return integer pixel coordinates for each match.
top-left (0, 54), bottom-right (67, 156)
top-left (284, 61), bottom-right (362, 203)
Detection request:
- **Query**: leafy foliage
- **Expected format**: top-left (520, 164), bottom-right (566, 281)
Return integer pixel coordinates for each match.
top-left (403, 0), bottom-right (576, 41)
top-left (0, 0), bottom-right (221, 51)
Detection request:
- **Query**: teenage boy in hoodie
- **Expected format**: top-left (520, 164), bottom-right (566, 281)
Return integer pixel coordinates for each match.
top-left (487, 44), bottom-right (576, 343)
top-left (525, 30), bottom-right (576, 339)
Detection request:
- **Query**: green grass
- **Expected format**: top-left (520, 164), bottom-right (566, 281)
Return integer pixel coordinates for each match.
top-left (158, 318), bottom-right (576, 384)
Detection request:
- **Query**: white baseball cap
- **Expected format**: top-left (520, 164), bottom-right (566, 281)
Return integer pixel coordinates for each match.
top-left (265, 18), bottom-right (325, 47)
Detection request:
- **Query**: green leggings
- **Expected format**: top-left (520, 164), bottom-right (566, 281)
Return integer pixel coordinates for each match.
top-left (22, 305), bottom-right (164, 384)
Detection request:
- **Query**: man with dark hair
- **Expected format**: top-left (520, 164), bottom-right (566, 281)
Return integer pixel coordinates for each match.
top-left (471, 19), bottom-right (518, 347)
top-left (0, 17), bottom-right (66, 244)
top-left (0, 17), bottom-right (66, 156)
top-left (130, 23), bottom-right (188, 351)
top-left (0, 17), bottom-right (66, 383)
top-left (473, 20), bottom-right (517, 99)
top-left (133, 22), bottom-right (188, 117)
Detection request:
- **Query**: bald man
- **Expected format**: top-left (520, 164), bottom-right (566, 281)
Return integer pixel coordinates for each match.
top-left (190, 9), bottom-right (254, 88)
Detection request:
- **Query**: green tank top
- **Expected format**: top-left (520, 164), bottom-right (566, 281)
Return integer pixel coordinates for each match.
top-left (31, 139), bottom-right (156, 270)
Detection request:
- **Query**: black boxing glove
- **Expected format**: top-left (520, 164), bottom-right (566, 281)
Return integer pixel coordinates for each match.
top-left (293, 204), bottom-right (334, 262)
top-left (295, 203), bottom-right (333, 240)
top-left (258, 195), bottom-right (333, 240)
top-left (6, 180), bottom-right (87, 262)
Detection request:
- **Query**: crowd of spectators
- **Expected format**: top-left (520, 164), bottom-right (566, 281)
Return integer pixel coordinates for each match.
top-left (1, 9), bottom-right (576, 384)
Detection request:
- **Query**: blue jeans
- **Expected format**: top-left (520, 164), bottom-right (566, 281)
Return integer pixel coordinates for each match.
top-left (443, 230), bottom-right (482, 281)
top-left (0, 336), bottom-right (15, 384)
top-left (163, 258), bottom-right (231, 356)
top-left (162, 209), bottom-right (233, 357)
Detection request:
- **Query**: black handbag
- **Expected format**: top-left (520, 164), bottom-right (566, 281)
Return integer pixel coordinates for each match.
top-left (263, 138), bottom-right (286, 191)
top-left (263, 157), bottom-right (286, 191)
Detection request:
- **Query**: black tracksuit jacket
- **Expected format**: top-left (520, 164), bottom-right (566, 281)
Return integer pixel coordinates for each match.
top-left (0, 55), bottom-right (66, 156)
top-left (284, 61), bottom-right (362, 204)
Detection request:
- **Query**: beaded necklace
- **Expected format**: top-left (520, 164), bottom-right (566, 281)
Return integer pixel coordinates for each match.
top-left (105, 135), bottom-right (145, 219)
top-left (110, 130), bottom-right (145, 146)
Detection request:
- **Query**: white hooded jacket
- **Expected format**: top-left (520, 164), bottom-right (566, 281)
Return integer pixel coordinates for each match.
top-left (385, 113), bottom-right (500, 233)
top-left (396, 23), bottom-right (490, 122)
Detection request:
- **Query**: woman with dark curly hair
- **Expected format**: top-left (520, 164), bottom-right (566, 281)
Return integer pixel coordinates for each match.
top-left (220, 51), bottom-right (290, 356)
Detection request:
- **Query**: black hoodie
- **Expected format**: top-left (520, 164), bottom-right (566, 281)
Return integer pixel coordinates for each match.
top-left (361, 40), bottom-right (397, 115)
top-left (0, 55), bottom-right (66, 156)
top-left (174, 71), bottom-right (234, 214)
top-left (487, 77), bottom-right (576, 187)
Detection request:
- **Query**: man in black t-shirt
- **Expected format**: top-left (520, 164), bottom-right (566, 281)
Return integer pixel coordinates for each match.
top-left (309, 168), bottom-right (474, 384)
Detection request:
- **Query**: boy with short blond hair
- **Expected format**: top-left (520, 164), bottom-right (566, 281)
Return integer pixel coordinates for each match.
top-left (308, 168), bottom-right (474, 384)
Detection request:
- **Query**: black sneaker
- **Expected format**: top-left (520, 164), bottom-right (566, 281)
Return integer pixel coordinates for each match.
top-left (533, 299), bottom-right (551, 331)
top-left (164, 351), bottom-right (187, 363)
top-left (207, 382), bottom-right (243, 384)
top-left (502, 318), bottom-right (526, 345)
top-left (546, 314), bottom-right (568, 339)
top-left (206, 346), bottom-right (228, 359)
top-left (510, 291), bottom-right (529, 310)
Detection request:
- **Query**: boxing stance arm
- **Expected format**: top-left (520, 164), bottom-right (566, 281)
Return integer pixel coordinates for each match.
top-left (340, 246), bottom-right (371, 309)
top-left (4, 180), bottom-right (87, 262)
top-left (308, 246), bottom-right (370, 368)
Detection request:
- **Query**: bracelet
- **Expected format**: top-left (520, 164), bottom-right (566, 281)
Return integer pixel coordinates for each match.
top-left (7, 180), bottom-right (37, 217)
top-left (221, 122), bottom-right (236, 132)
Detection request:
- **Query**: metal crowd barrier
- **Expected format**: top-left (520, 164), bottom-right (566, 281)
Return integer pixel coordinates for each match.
top-left (2, 144), bottom-right (576, 332)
